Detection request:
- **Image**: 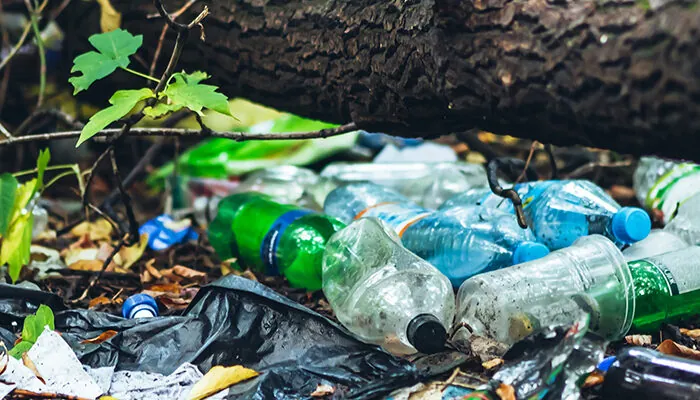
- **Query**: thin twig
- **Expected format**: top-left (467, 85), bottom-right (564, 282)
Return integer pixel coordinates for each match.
top-left (544, 144), bottom-right (558, 179)
top-left (565, 160), bottom-right (633, 180)
top-left (149, 0), bottom-right (198, 77)
top-left (0, 123), bottom-right (359, 146)
top-left (515, 141), bottom-right (538, 184)
top-left (10, 388), bottom-right (92, 400)
top-left (82, 147), bottom-right (112, 207)
top-left (72, 235), bottom-right (128, 303)
top-left (0, 23), bottom-right (32, 73)
top-left (109, 147), bottom-right (140, 244)
top-left (87, 203), bottom-right (122, 237)
top-left (24, 0), bottom-right (48, 108)
top-left (0, 2), bottom-right (11, 114)
top-left (15, 108), bottom-right (84, 136)
top-left (0, 122), bottom-right (13, 140)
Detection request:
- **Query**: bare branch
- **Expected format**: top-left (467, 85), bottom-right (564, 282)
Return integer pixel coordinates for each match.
top-left (0, 23), bottom-right (32, 73)
top-left (109, 147), bottom-right (140, 244)
top-left (0, 123), bottom-right (359, 146)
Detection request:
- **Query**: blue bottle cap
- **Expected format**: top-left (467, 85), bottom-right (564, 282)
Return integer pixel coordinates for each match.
top-left (122, 294), bottom-right (159, 319)
top-left (597, 355), bottom-right (616, 372)
top-left (512, 241), bottom-right (550, 264)
top-left (612, 207), bottom-right (651, 244)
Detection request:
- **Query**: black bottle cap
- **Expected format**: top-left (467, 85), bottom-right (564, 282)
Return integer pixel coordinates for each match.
top-left (407, 314), bottom-right (447, 354)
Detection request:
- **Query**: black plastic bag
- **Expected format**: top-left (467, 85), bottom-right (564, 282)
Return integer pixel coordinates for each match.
top-left (0, 276), bottom-right (419, 399)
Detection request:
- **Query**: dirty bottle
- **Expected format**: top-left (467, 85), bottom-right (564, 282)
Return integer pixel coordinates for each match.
top-left (208, 193), bottom-right (345, 291)
top-left (601, 347), bottom-right (700, 400)
top-left (122, 294), bottom-right (158, 318)
top-left (633, 156), bottom-right (700, 224)
top-left (457, 236), bottom-right (700, 344)
top-left (320, 162), bottom-right (488, 209)
top-left (440, 180), bottom-right (651, 249)
top-left (322, 217), bottom-right (455, 355)
top-left (324, 183), bottom-right (549, 286)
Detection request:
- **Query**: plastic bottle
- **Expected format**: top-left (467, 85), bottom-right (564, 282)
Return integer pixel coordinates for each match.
top-left (122, 294), bottom-right (159, 318)
top-left (601, 347), bottom-right (700, 400)
top-left (208, 193), bottom-right (345, 291)
top-left (440, 180), bottom-right (651, 250)
top-left (456, 235), bottom-right (700, 344)
top-left (320, 162), bottom-right (488, 209)
top-left (324, 183), bottom-right (549, 286)
top-left (322, 217), bottom-right (455, 355)
top-left (234, 166), bottom-right (336, 210)
top-left (633, 156), bottom-right (700, 224)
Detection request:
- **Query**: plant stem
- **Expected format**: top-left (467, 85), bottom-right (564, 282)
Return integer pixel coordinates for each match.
top-left (25, 0), bottom-right (46, 108)
top-left (43, 169), bottom-right (79, 189)
top-left (121, 67), bottom-right (161, 83)
top-left (12, 164), bottom-right (78, 178)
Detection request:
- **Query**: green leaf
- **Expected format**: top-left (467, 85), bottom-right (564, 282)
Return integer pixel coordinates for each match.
top-left (0, 179), bottom-right (37, 283)
top-left (0, 173), bottom-right (18, 237)
top-left (68, 29), bottom-right (143, 94)
top-left (77, 88), bottom-right (154, 147)
top-left (21, 314), bottom-right (41, 344)
top-left (35, 148), bottom-right (51, 193)
top-left (143, 102), bottom-right (182, 119)
top-left (160, 71), bottom-right (232, 117)
top-left (8, 340), bottom-right (33, 359)
top-left (35, 304), bottom-right (55, 331)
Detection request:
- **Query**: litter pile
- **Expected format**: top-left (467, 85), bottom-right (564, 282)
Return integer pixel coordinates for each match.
top-left (3, 108), bottom-right (700, 400)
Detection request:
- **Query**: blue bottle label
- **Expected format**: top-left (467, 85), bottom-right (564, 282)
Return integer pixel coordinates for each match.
top-left (260, 209), bottom-right (314, 275)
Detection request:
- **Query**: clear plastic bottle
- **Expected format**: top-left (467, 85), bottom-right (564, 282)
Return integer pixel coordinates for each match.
top-left (322, 217), bottom-right (455, 355)
top-left (455, 235), bottom-right (635, 344)
top-left (324, 183), bottom-right (549, 286)
top-left (440, 180), bottom-right (651, 250)
top-left (633, 156), bottom-right (700, 224)
top-left (320, 162), bottom-right (488, 209)
top-left (235, 166), bottom-right (336, 210)
top-left (663, 191), bottom-right (700, 245)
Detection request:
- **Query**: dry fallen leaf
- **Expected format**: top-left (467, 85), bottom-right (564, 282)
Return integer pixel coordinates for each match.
top-left (657, 339), bottom-right (700, 361)
top-left (162, 265), bottom-right (207, 282)
top-left (583, 371), bottom-right (604, 388)
top-left (114, 234), bottom-right (148, 270)
top-left (482, 358), bottom-right (504, 370)
top-left (158, 295), bottom-right (191, 311)
top-left (89, 296), bottom-right (112, 308)
top-left (146, 283), bottom-right (183, 294)
top-left (22, 352), bottom-right (45, 384)
top-left (96, 0), bottom-right (121, 32)
top-left (81, 330), bottom-right (118, 345)
top-left (70, 219), bottom-right (113, 241)
top-left (144, 259), bottom-right (162, 279)
top-left (188, 365), bottom-right (259, 400)
top-left (681, 328), bottom-right (700, 339)
top-left (496, 383), bottom-right (515, 400)
top-left (68, 259), bottom-right (107, 272)
top-left (625, 334), bottom-right (652, 346)
top-left (310, 384), bottom-right (335, 397)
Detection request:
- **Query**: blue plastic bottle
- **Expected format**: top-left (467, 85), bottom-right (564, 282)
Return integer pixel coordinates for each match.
top-left (439, 180), bottom-right (651, 250)
top-left (122, 294), bottom-right (159, 319)
top-left (324, 183), bottom-right (549, 286)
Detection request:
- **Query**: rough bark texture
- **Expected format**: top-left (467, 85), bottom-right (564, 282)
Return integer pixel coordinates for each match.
top-left (58, 0), bottom-right (700, 159)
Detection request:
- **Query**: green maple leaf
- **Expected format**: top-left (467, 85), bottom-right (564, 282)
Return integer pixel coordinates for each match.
top-left (145, 71), bottom-right (232, 118)
top-left (77, 88), bottom-right (154, 147)
top-left (69, 29), bottom-right (143, 94)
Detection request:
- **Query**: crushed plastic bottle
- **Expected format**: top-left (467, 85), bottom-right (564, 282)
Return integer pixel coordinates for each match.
top-left (320, 162), bottom-right (489, 209)
top-left (208, 193), bottom-right (345, 291)
top-left (601, 347), bottom-right (700, 400)
top-left (324, 183), bottom-right (549, 286)
top-left (322, 217), bottom-right (455, 355)
top-left (122, 294), bottom-right (159, 318)
top-left (457, 235), bottom-right (700, 344)
top-left (234, 166), bottom-right (336, 210)
top-left (633, 156), bottom-right (700, 224)
top-left (440, 180), bottom-right (651, 250)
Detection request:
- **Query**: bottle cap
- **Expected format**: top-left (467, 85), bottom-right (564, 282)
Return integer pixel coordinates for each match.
top-left (597, 355), bottom-right (616, 372)
top-left (612, 207), bottom-right (651, 244)
top-left (122, 294), bottom-right (158, 319)
top-left (407, 314), bottom-right (447, 354)
top-left (512, 241), bottom-right (550, 264)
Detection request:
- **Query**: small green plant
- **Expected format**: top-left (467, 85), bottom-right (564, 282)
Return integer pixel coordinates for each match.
top-left (8, 304), bottom-right (55, 359)
top-left (68, 28), bottom-right (233, 147)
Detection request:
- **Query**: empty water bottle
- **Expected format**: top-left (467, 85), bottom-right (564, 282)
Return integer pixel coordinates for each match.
top-left (235, 166), bottom-right (336, 210)
top-left (601, 347), bottom-right (700, 400)
top-left (122, 294), bottom-right (158, 318)
top-left (320, 162), bottom-right (488, 209)
top-left (208, 193), bottom-right (345, 291)
top-left (324, 183), bottom-right (549, 286)
top-left (440, 180), bottom-right (651, 250)
top-left (322, 218), bottom-right (455, 355)
top-left (633, 156), bottom-right (700, 224)
top-left (662, 191), bottom-right (700, 245)
top-left (457, 235), bottom-right (700, 344)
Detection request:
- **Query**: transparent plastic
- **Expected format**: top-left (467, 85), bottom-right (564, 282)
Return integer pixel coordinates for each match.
top-left (324, 183), bottom-right (548, 286)
top-left (456, 235), bottom-right (635, 344)
top-left (664, 191), bottom-right (700, 245)
top-left (235, 165), bottom-right (334, 210)
top-left (322, 218), bottom-right (455, 355)
top-left (623, 230), bottom-right (690, 261)
top-left (633, 156), bottom-right (700, 223)
top-left (440, 180), bottom-right (650, 250)
top-left (31, 206), bottom-right (48, 239)
top-left (320, 162), bottom-right (488, 208)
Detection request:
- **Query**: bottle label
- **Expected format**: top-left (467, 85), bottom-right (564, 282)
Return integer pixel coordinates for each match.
top-left (630, 259), bottom-right (680, 296)
top-left (354, 203), bottom-right (431, 237)
top-left (646, 164), bottom-right (700, 219)
top-left (260, 209), bottom-right (313, 275)
top-left (516, 181), bottom-right (556, 210)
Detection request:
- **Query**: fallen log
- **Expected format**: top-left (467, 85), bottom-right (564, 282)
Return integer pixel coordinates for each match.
top-left (57, 0), bottom-right (700, 160)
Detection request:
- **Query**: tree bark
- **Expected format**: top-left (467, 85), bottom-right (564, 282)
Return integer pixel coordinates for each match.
top-left (57, 0), bottom-right (700, 160)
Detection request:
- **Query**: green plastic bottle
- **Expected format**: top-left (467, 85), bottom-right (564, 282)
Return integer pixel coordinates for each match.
top-left (208, 193), bottom-right (345, 291)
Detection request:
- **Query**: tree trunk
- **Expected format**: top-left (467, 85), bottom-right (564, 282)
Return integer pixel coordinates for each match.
top-left (57, 0), bottom-right (700, 160)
